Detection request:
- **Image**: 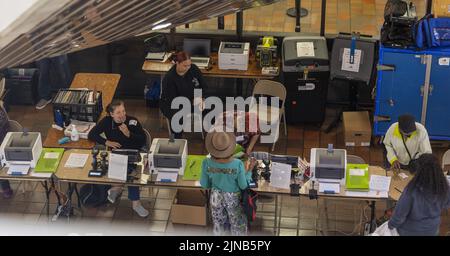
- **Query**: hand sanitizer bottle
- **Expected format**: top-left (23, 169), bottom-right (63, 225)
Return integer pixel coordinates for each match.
top-left (71, 124), bottom-right (79, 142)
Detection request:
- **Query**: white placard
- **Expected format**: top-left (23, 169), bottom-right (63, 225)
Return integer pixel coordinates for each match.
top-left (341, 48), bottom-right (362, 72)
top-left (296, 42), bottom-right (315, 57)
top-left (349, 168), bottom-right (365, 176)
top-left (7, 164), bottom-right (30, 175)
top-left (369, 175), bottom-right (391, 192)
top-left (108, 153), bottom-right (128, 182)
top-left (44, 152), bottom-right (60, 159)
top-left (319, 182), bottom-right (340, 194)
top-left (270, 162), bottom-right (292, 189)
top-left (64, 153), bottom-right (89, 168)
top-left (438, 57), bottom-right (450, 66)
top-left (156, 172), bottom-right (178, 183)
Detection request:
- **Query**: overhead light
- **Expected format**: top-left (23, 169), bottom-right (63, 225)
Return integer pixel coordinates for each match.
top-left (152, 18), bottom-right (167, 26)
top-left (152, 22), bottom-right (171, 30)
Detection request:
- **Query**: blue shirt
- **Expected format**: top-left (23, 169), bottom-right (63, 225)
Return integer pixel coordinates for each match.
top-left (388, 185), bottom-right (450, 236)
top-left (200, 158), bottom-right (252, 193)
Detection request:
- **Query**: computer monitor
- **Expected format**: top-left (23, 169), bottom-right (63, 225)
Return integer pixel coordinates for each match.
top-left (183, 38), bottom-right (211, 57)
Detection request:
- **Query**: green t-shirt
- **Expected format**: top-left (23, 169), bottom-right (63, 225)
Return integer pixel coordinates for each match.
top-left (200, 158), bottom-right (252, 193)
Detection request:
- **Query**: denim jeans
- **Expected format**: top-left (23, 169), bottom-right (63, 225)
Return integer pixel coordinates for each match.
top-left (0, 180), bottom-right (11, 191)
top-left (36, 54), bottom-right (72, 100)
top-left (128, 186), bottom-right (140, 201)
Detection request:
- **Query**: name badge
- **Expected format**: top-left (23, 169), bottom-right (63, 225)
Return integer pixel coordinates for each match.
top-left (236, 135), bottom-right (244, 142)
top-left (129, 120), bottom-right (137, 126)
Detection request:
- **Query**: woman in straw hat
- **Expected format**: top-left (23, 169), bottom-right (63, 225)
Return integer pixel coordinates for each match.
top-left (201, 131), bottom-right (252, 236)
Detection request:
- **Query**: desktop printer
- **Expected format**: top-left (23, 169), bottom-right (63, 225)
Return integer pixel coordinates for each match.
top-left (148, 138), bottom-right (188, 175)
top-left (218, 42), bottom-right (250, 71)
top-left (310, 147), bottom-right (347, 186)
top-left (0, 132), bottom-right (43, 168)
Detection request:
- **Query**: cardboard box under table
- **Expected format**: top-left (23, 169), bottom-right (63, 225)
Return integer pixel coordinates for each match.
top-left (171, 189), bottom-right (207, 226)
top-left (342, 111), bottom-right (372, 147)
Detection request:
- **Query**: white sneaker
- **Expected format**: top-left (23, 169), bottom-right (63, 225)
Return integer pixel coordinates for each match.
top-left (35, 99), bottom-right (52, 110)
top-left (107, 189), bottom-right (121, 204)
top-left (133, 204), bottom-right (149, 218)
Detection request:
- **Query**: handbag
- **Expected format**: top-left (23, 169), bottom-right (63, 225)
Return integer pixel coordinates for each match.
top-left (384, 0), bottom-right (408, 20)
top-left (371, 221), bottom-right (399, 236)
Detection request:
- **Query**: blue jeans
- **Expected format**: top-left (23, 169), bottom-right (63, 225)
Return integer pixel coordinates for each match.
top-left (0, 180), bottom-right (11, 191)
top-left (128, 186), bottom-right (140, 201)
top-left (36, 54), bottom-right (72, 100)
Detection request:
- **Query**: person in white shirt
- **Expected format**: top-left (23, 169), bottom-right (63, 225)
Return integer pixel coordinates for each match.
top-left (383, 114), bottom-right (432, 171)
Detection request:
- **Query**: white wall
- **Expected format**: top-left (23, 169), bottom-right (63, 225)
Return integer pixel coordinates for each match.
top-left (0, 0), bottom-right (38, 32)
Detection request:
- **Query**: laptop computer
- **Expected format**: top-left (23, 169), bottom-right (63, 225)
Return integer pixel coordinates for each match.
top-left (183, 38), bottom-right (211, 69)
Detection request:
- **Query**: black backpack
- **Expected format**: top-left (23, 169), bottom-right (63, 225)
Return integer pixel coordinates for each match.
top-left (79, 184), bottom-right (111, 208)
top-left (241, 188), bottom-right (258, 222)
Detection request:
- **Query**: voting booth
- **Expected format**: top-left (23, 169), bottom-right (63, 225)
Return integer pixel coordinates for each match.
top-left (282, 36), bottom-right (330, 124)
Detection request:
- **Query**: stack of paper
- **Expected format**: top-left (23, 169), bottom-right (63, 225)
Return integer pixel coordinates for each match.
top-left (64, 153), bottom-right (89, 168)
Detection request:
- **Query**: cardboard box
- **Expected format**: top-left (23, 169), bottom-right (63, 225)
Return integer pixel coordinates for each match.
top-left (342, 111), bottom-right (372, 147)
top-left (170, 189), bottom-right (207, 226)
top-left (434, 0), bottom-right (450, 17)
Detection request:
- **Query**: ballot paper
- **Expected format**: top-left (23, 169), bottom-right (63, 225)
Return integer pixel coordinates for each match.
top-left (296, 42), bottom-right (315, 57)
top-left (7, 164), bottom-right (30, 175)
top-left (341, 48), bottom-right (362, 72)
top-left (270, 162), bottom-right (292, 189)
top-left (108, 153), bottom-right (128, 181)
top-left (64, 153), bottom-right (89, 168)
top-left (370, 175), bottom-right (392, 192)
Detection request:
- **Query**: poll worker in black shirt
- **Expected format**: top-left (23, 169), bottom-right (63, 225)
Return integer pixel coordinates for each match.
top-left (88, 100), bottom-right (149, 217)
top-left (160, 51), bottom-right (207, 138)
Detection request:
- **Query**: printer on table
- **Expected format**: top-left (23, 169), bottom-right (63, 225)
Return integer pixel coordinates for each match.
top-left (310, 147), bottom-right (347, 193)
top-left (148, 138), bottom-right (187, 182)
top-left (0, 132), bottom-right (43, 169)
top-left (218, 42), bottom-right (250, 71)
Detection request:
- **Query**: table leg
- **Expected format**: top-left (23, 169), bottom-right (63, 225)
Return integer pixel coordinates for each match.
top-left (273, 195), bottom-right (278, 235)
top-left (296, 196), bottom-right (301, 236)
top-left (41, 181), bottom-right (50, 217)
top-left (369, 201), bottom-right (376, 233)
top-left (277, 195), bottom-right (282, 235)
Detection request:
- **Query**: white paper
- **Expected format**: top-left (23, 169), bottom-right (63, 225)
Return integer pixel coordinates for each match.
top-left (108, 153), bottom-right (128, 181)
top-left (438, 57), bottom-right (450, 66)
top-left (296, 42), bottom-right (315, 57)
top-left (319, 182), bottom-right (341, 194)
top-left (64, 153), bottom-right (89, 168)
top-left (156, 172), bottom-right (178, 183)
top-left (7, 164), bottom-right (30, 175)
top-left (341, 48), bottom-right (362, 72)
top-left (370, 175), bottom-right (391, 192)
top-left (44, 152), bottom-right (60, 159)
top-left (345, 190), bottom-right (388, 198)
top-left (270, 162), bottom-right (292, 189)
top-left (30, 171), bottom-right (52, 178)
top-left (349, 168), bottom-right (365, 176)
top-left (398, 173), bottom-right (408, 179)
top-left (236, 135), bottom-right (244, 142)
top-left (195, 180), bottom-right (201, 187)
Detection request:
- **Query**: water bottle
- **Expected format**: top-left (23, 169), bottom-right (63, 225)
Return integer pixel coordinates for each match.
top-left (70, 124), bottom-right (79, 142)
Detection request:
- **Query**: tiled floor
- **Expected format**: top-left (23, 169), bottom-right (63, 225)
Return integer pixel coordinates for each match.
top-left (182, 0), bottom-right (427, 37)
top-left (1, 99), bottom-right (449, 236)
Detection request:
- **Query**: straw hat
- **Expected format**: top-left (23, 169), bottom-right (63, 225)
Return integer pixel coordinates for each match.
top-left (205, 131), bottom-right (236, 159)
